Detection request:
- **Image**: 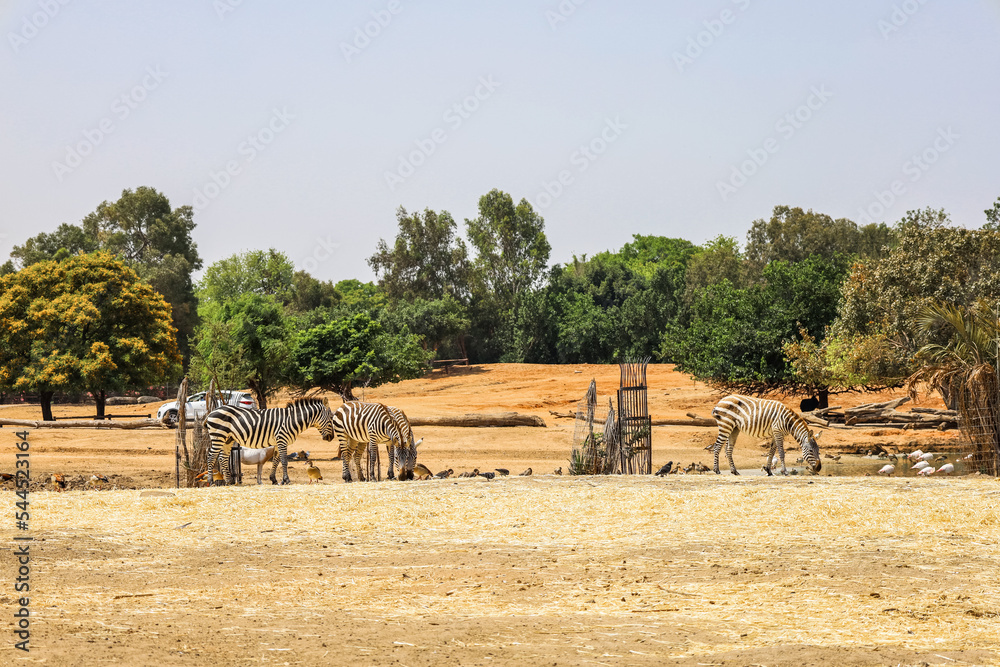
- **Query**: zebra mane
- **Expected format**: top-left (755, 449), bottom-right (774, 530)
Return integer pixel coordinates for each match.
top-left (285, 396), bottom-right (330, 409)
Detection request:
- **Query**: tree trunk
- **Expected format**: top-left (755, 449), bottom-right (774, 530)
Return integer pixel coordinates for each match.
top-left (340, 383), bottom-right (356, 401)
top-left (248, 380), bottom-right (267, 410)
top-left (40, 390), bottom-right (54, 422)
top-left (93, 389), bottom-right (107, 418)
top-left (817, 389), bottom-right (830, 410)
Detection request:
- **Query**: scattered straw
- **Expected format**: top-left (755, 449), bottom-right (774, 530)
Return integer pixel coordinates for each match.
top-left (5, 475), bottom-right (1000, 660)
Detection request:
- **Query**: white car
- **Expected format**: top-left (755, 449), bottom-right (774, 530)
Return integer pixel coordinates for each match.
top-left (157, 390), bottom-right (256, 424)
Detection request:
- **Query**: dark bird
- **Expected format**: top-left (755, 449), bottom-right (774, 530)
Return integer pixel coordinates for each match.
top-left (655, 461), bottom-right (673, 476)
top-left (51, 473), bottom-right (66, 491)
top-left (553, 467), bottom-right (562, 475)
top-left (435, 469), bottom-right (453, 479)
top-left (495, 468), bottom-right (509, 476)
top-left (518, 468), bottom-right (532, 476)
top-left (479, 471), bottom-right (495, 481)
top-left (414, 463), bottom-right (434, 478)
top-left (0, 473), bottom-right (14, 482)
top-left (458, 468), bottom-right (479, 478)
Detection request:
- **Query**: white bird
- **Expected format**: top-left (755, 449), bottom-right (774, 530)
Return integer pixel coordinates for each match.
top-left (918, 452), bottom-right (934, 463)
top-left (917, 466), bottom-right (935, 476)
top-left (908, 449), bottom-right (924, 461)
top-left (913, 460), bottom-right (930, 470)
top-left (936, 463), bottom-right (955, 475)
top-left (877, 464), bottom-right (895, 476)
top-left (962, 453), bottom-right (974, 461)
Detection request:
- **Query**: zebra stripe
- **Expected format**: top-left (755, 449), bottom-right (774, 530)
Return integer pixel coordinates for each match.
top-left (711, 395), bottom-right (822, 476)
top-left (206, 397), bottom-right (335, 485)
top-left (350, 406), bottom-right (419, 482)
top-left (333, 402), bottom-right (405, 483)
top-left (385, 406), bottom-right (420, 481)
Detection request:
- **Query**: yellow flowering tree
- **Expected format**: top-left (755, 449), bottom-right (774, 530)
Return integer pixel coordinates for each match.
top-left (0, 253), bottom-right (181, 420)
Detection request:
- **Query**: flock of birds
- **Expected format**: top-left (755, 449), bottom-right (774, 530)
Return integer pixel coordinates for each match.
top-left (653, 461), bottom-right (712, 476)
top-left (875, 449), bottom-right (972, 477)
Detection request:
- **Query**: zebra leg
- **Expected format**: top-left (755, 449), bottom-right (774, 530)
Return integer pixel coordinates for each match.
top-left (712, 430), bottom-right (726, 474)
top-left (726, 430), bottom-right (740, 475)
top-left (269, 450), bottom-right (280, 485)
top-left (386, 443), bottom-right (395, 480)
top-left (774, 434), bottom-right (788, 475)
top-left (256, 461), bottom-right (264, 485)
top-left (276, 438), bottom-right (290, 485)
top-left (764, 438), bottom-right (777, 477)
top-left (219, 445), bottom-right (233, 486)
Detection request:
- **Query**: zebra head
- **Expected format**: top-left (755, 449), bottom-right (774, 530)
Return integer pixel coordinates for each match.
top-left (315, 398), bottom-right (336, 441)
top-left (803, 431), bottom-right (822, 473)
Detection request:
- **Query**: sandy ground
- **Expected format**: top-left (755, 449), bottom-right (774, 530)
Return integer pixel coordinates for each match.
top-left (0, 363), bottom-right (965, 489)
top-left (2, 364), bottom-right (993, 666)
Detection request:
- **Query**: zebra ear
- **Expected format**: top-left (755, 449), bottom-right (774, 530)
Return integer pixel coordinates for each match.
top-left (322, 397), bottom-right (329, 406)
top-left (414, 438), bottom-right (423, 448)
top-left (812, 431), bottom-right (822, 440)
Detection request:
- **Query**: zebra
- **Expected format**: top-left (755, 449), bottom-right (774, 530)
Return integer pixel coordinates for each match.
top-left (332, 402), bottom-right (405, 483)
top-left (383, 406), bottom-right (421, 481)
top-left (711, 395), bottom-right (822, 476)
top-left (206, 397), bottom-right (336, 485)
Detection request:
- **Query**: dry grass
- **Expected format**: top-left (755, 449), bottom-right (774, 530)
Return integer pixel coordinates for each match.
top-left (10, 474), bottom-right (1000, 664)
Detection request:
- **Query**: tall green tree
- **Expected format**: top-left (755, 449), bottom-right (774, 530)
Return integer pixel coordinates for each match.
top-left (368, 207), bottom-right (472, 301)
top-left (289, 313), bottom-right (429, 399)
top-left (0, 253), bottom-right (181, 420)
top-left (833, 208), bottom-right (1000, 350)
top-left (465, 189), bottom-right (551, 361)
top-left (745, 205), bottom-right (894, 269)
top-left (662, 255), bottom-right (851, 395)
top-left (9, 187), bottom-right (202, 363)
top-left (192, 293), bottom-right (290, 409)
top-left (198, 248), bottom-right (295, 307)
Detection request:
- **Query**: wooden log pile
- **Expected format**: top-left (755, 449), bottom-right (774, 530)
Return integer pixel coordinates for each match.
top-left (808, 397), bottom-right (959, 430)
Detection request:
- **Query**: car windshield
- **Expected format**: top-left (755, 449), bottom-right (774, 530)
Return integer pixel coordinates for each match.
top-left (187, 393), bottom-right (206, 402)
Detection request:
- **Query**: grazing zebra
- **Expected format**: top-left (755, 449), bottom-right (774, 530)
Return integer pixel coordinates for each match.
top-left (332, 402), bottom-right (405, 483)
top-left (711, 395), bottom-right (822, 476)
top-left (384, 406), bottom-right (421, 481)
top-left (356, 406), bottom-right (420, 481)
top-left (206, 397), bottom-right (336, 485)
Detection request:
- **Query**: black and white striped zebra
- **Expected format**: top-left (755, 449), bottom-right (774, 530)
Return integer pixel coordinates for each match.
top-left (384, 406), bottom-right (421, 481)
top-left (206, 397), bottom-right (336, 485)
top-left (333, 401), bottom-right (405, 483)
top-left (354, 406), bottom-right (420, 482)
top-left (711, 395), bottom-right (822, 476)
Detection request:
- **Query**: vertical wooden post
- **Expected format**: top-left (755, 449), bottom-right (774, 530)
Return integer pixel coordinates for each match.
top-left (175, 378), bottom-right (188, 489)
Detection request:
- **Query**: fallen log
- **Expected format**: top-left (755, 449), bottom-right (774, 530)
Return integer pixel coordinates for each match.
top-left (547, 410), bottom-right (715, 427)
top-left (802, 413), bottom-right (830, 428)
top-left (409, 412), bottom-right (546, 428)
top-left (845, 397), bottom-right (910, 414)
top-left (0, 418), bottom-right (167, 430)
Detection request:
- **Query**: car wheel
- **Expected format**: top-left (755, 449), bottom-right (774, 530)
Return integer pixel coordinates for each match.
top-left (165, 409), bottom-right (179, 425)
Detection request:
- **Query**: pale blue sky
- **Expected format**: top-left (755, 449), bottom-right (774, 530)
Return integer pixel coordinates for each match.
top-left (2, 0), bottom-right (998, 282)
